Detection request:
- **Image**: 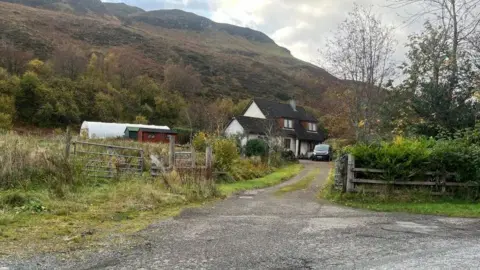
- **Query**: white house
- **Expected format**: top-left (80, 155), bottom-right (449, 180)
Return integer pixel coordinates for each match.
top-left (225, 99), bottom-right (325, 157)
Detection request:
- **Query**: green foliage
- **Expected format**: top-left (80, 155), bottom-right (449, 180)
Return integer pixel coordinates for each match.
top-left (134, 115), bottom-right (148, 124)
top-left (347, 136), bottom-right (480, 187)
top-left (192, 132), bottom-right (208, 152)
top-left (0, 112), bottom-right (13, 130)
top-left (245, 139), bottom-right (267, 157)
top-left (213, 138), bottom-right (239, 171)
top-left (229, 157), bottom-right (272, 182)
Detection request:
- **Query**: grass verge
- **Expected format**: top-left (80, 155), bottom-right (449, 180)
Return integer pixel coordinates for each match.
top-left (319, 168), bottom-right (480, 218)
top-left (0, 178), bottom-right (215, 258)
top-left (274, 168), bottom-right (320, 196)
top-left (218, 163), bottom-right (303, 196)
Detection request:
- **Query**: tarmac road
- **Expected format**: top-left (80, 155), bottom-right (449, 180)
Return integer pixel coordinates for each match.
top-left (3, 160), bottom-right (480, 269)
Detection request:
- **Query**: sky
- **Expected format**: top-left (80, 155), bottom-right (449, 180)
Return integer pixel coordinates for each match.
top-left (103, 0), bottom-right (425, 68)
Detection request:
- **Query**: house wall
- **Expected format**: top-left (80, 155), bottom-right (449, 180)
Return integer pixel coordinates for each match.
top-left (283, 136), bottom-right (296, 153)
top-left (300, 141), bottom-right (310, 156)
top-left (225, 119), bottom-right (245, 136)
top-left (243, 101), bottom-right (266, 119)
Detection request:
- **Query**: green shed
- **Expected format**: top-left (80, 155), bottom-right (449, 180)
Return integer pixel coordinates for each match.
top-left (124, 127), bottom-right (140, 140)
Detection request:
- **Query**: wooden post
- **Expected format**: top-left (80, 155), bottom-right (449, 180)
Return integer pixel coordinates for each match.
top-left (64, 127), bottom-right (72, 159)
top-left (168, 135), bottom-right (175, 168)
top-left (139, 150), bottom-right (144, 173)
top-left (191, 149), bottom-right (196, 168)
top-left (107, 146), bottom-right (114, 178)
top-left (346, 154), bottom-right (355, 193)
top-left (205, 145), bottom-right (212, 179)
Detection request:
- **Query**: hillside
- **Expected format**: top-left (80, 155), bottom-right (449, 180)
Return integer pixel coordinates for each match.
top-left (0, 1), bottom-right (340, 103)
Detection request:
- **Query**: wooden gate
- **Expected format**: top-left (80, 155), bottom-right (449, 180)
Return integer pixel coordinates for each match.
top-left (72, 141), bottom-right (144, 178)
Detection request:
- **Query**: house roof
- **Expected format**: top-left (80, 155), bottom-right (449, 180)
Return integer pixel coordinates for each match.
top-left (252, 99), bottom-right (317, 122)
top-left (124, 127), bottom-right (177, 134)
top-left (235, 116), bottom-right (276, 135)
top-left (235, 116), bottom-right (324, 141)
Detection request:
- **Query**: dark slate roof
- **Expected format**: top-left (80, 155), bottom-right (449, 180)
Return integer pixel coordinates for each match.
top-left (293, 120), bottom-right (325, 141)
top-left (125, 127), bottom-right (177, 134)
top-left (253, 99), bottom-right (317, 122)
top-left (235, 116), bottom-right (276, 134)
top-left (235, 116), bottom-right (324, 142)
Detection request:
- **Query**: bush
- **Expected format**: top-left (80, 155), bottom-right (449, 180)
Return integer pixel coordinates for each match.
top-left (192, 132), bottom-right (207, 152)
top-left (281, 150), bottom-right (296, 162)
top-left (213, 138), bottom-right (239, 171)
top-left (245, 139), bottom-right (267, 157)
top-left (229, 158), bottom-right (272, 182)
top-left (347, 136), bottom-right (480, 184)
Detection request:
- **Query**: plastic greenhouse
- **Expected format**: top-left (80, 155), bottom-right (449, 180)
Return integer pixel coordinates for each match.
top-left (80, 121), bottom-right (170, 139)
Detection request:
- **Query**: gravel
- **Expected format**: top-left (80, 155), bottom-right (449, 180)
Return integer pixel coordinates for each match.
top-left (2, 161), bottom-right (480, 270)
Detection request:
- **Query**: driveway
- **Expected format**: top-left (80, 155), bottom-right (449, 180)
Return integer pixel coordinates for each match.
top-left (3, 161), bottom-right (480, 269)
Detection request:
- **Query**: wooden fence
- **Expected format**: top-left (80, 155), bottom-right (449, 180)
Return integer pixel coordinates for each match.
top-left (151, 135), bottom-right (213, 179)
top-left (345, 154), bottom-right (479, 193)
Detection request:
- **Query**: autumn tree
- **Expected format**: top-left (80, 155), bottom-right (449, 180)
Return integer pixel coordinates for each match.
top-left (390, 21), bottom-right (478, 136)
top-left (52, 44), bottom-right (87, 80)
top-left (390, 0), bottom-right (480, 87)
top-left (162, 59), bottom-right (202, 95)
top-left (0, 40), bottom-right (34, 75)
top-left (322, 4), bottom-right (396, 141)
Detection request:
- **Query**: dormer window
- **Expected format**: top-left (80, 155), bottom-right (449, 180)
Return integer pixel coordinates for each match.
top-left (284, 119), bottom-right (293, 129)
top-left (308, 122), bottom-right (317, 132)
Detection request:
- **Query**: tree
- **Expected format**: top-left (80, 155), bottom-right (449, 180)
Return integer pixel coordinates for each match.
top-left (52, 44), bottom-right (87, 80)
top-left (390, 0), bottom-right (480, 87)
top-left (390, 21), bottom-right (478, 137)
top-left (322, 4), bottom-right (396, 141)
top-left (0, 40), bottom-right (34, 75)
top-left (153, 89), bottom-right (186, 126)
top-left (162, 59), bottom-right (202, 95)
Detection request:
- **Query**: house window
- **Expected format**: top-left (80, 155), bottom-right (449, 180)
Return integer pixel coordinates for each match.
top-left (284, 138), bottom-right (291, 149)
top-left (308, 122), bottom-right (317, 132)
top-left (284, 119), bottom-right (293, 129)
top-left (147, 133), bottom-right (155, 139)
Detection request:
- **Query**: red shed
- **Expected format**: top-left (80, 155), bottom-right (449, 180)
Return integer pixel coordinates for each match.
top-left (127, 127), bottom-right (177, 143)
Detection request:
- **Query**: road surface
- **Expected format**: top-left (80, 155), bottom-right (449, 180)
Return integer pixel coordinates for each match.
top-left (3, 161), bottom-right (480, 269)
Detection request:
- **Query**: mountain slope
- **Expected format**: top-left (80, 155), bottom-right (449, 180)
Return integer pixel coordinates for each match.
top-left (0, 1), bottom-right (340, 105)
top-left (104, 2), bottom-right (144, 18)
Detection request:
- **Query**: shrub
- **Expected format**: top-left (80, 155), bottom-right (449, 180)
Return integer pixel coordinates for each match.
top-left (245, 139), bottom-right (267, 157)
top-left (192, 132), bottom-right (207, 152)
top-left (213, 138), bottom-right (239, 171)
top-left (281, 150), bottom-right (296, 162)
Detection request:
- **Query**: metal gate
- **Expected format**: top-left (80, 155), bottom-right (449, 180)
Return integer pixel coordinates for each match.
top-left (72, 141), bottom-right (144, 178)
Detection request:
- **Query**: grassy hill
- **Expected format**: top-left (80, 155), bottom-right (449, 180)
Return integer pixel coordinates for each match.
top-left (0, 1), bottom-right (340, 105)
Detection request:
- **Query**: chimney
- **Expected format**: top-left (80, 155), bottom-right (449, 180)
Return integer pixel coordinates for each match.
top-left (289, 99), bottom-right (297, 111)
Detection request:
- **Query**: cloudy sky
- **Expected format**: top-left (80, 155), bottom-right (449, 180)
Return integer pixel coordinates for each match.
top-left (103, 0), bottom-right (425, 66)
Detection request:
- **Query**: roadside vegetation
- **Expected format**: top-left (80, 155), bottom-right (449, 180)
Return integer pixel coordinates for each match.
top-left (321, 131), bottom-right (480, 217)
top-left (321, 169), bottom-right (480, 217)
top-left (0, 131), bottom-right (299, 257)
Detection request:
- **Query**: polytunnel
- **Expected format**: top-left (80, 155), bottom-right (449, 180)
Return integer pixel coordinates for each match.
top-left (80, 121), bottom-right (170, 139)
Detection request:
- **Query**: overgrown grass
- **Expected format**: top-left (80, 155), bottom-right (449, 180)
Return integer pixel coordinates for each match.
top-left (0, 175), bottom-right (216, 257)
top-left (218, 164), bottom-right (303, 196)
top-left (319, 168), bottom-right (480, 217)
top-left (275, 168), bottom-right (320, 195)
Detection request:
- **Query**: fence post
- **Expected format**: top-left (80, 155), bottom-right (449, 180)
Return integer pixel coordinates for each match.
top-left (139, 150), bottom-right (144, 173)
top-left (64, 127), bottom-right (72, 159)
top-left (346, 154), bottom-right (355, 192)
top-left (107, 146), bottom-right (114, 178)
top-left (168, 135), bottom-right (175, 168)
top-left (205, 145), bottom-right (212, 179)
top-left (191, 148), bottom-right (196, 168)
